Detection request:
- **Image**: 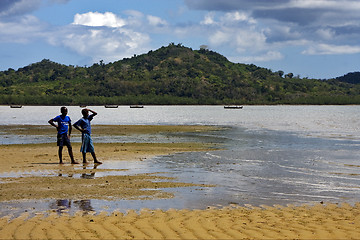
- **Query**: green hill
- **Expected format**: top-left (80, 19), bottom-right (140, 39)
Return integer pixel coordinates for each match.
top-left (1, 43), bottom-right (359, 105)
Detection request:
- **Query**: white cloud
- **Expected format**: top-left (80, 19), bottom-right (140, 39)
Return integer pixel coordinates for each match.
top-left (123, 10), bottom-right (144, 27)
top-left (315, 28), bottom-right (335, 40)
top-left (198, 10), bottom-right (269, 57)
top-left (49, 10), bottom-right (152, 63)
top-left (201, 12), bottom-right (216, 25)
top-left (62, 11), bottom-right (155, 62)
top-left (234, 30), bottom-right (267, 52)
top-left (209, 30), bottom-right (229, 45)
top-left (221, 11), bottom-right (256, 24)
top-left (73, 12), bottom-right (126, 28)
top-left (54, 25), bottom-right (150, 62)
top-left (201, 11), bottom-right (255, 26)
top-left (287, 0), bottom-right (360, 11)
top-left (185, 0), bottom-right (360, 50)
top-left (147, 15), bottom-right (168, 27)
top-left (303, 43), bottom-right (360, 55)
top-left (208, 25), bottom-right (267, 54)
top-left (0, 15), bottom-right (46, 43)
top-left (231, 51), bottom-right (284, 63)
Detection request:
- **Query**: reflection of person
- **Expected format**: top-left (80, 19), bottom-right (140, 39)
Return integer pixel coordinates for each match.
top-left (81, 164), bottom-right (97, 179)
top-left (73, 108), bottom-right (102, 164)
top-left (51, 199), bottom-right (94, 214)
top-left (49, 199), bottom-right (72, 214)
top-left (56, 199), bottom-right (71, 213)
top-left (74, 200), bottom-right (94, 212)
top-left (48, 107), bottom-right (78, 164)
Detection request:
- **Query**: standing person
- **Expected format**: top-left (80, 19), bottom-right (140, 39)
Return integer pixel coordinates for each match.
top-left (48, 106), bottom-right (78, 164)
top-left (73, 108), bottom-right (102, 164)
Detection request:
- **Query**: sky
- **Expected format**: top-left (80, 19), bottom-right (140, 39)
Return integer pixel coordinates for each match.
top-left (0, 0), bottom-right (360, 79)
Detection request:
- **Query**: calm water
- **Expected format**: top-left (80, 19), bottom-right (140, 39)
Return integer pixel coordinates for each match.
top-left (0, 105), bottom-right (360, 215)
top-left (1, 105), bottom-right (359, 137)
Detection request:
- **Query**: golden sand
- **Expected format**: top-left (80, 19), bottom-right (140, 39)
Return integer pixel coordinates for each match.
top-left (1, 125), bottom-right (360, 239)
top-left (1, 203), bottom-right (360, 239)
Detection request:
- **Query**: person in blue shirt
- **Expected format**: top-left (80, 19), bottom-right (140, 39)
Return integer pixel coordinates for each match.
top-left (48, 106), bottom-right (78, 164)
top-left (73, 108), bottom-right (102, 164)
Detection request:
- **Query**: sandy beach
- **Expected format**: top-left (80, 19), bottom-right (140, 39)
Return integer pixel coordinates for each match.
top-left (1, 125), bottom-right (360, 239)
top-left (1, 203), bottom-right (360, 239)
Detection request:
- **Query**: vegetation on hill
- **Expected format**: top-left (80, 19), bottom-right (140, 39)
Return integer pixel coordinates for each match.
top-left (1, 43), bottom-right (359, 105)
top-left (336, 72), bottom-right (360, 84)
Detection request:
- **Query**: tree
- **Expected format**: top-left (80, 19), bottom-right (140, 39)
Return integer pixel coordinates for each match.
top-left (285, 73), bottom-right (294, 79)
top-left (277, 70), bottom-right (284, 78)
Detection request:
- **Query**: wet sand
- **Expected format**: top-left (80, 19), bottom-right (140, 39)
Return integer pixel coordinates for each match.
top-left (0, 142), bottom-right (215, 202)
top-left (1, 125), bottom-right (360, 239)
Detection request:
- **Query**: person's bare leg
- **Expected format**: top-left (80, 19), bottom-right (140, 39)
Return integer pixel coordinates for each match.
top-left (82, 152), bottom-right (87, 164)
top-left (91, 152), bottom-right (102, 164)
top-left (67, 146), bottom-right (78, 164)
top-left (58, 146), bottom-right (63, 164)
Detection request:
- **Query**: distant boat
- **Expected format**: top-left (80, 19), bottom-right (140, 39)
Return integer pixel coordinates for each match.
top-left (224, 105), bottom-right (243, 109)
top-left (104, 105), bottom-right (118, 108)
top-left (130, 105), bottom-right (144, 108)
top-left (10, 105), bottom-right (22, 108)
top-left (80, 105), bottom-right (87, 108)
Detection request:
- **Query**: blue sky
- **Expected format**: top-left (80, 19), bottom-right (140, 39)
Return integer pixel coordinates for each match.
top-left (1, 0), bottom-right (360, 79)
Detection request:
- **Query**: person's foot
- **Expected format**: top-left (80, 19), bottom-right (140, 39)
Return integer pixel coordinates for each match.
top-left (71, 161), bottom-right (79, 164)
top-left (83, 161), bottom-right (88, 164)
top-left (59, 161), bottom-right (64, 164)
top-left (94, 161), bottom-right (102, 165)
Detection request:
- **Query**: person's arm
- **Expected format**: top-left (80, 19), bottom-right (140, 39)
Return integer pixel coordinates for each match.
top-left (73, 121), bottom-right (85, 133)
top-left (88, 109), bottom-right (97, 116)
top-left (68, 123), bottom-right (72, 137)
top-left (48, 119), bottom-right (58, 130)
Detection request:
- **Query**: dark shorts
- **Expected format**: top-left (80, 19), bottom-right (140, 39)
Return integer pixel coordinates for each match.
top-left (57, 133), bottom-right (71, 147)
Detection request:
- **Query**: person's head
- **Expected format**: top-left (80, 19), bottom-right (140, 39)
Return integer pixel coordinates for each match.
top-left (60, 106), bottom-right (68, 116)
top-left (82, 108), bottom-right (89, 118)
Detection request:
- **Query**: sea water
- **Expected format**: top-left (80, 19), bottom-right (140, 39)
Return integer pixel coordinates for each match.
top-left (0, 105), bottom-right (360, 215)
top-left (1, 105), bottom-right (359, 138)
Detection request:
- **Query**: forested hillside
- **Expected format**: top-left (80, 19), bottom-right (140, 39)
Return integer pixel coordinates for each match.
top-left (336, 72), bottom-right (360, 84)
top-left (1, 43), bottom-right (359, 105)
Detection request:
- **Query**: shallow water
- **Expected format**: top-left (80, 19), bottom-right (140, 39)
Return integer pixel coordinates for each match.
top-left (1, 105), bottom-right (360, 216)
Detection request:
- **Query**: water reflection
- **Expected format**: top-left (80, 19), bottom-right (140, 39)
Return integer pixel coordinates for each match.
top-left (50, 199), bottom-right (94, 215)
top-left (81, 164), bottom-right (97, 179)
top-left (51, 164), bottom-right (98, 214)
top-left (57, 163), bottom-right (98, 179)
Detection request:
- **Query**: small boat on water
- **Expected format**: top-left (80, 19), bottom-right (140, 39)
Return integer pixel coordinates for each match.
top-left (224, 105), bottom-right (243, 109)
top-left (104, 105), bottom-right (118, 108)
top-left (130, 105), bottom-right (144, 108)
top-left (10, 105), bottom-right (22, 108)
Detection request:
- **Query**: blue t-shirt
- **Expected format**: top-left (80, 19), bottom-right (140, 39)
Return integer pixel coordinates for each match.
top-left (53, 115), bottom-right (71, 135)
top-left (74, 114), bottom-right (94, 135)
